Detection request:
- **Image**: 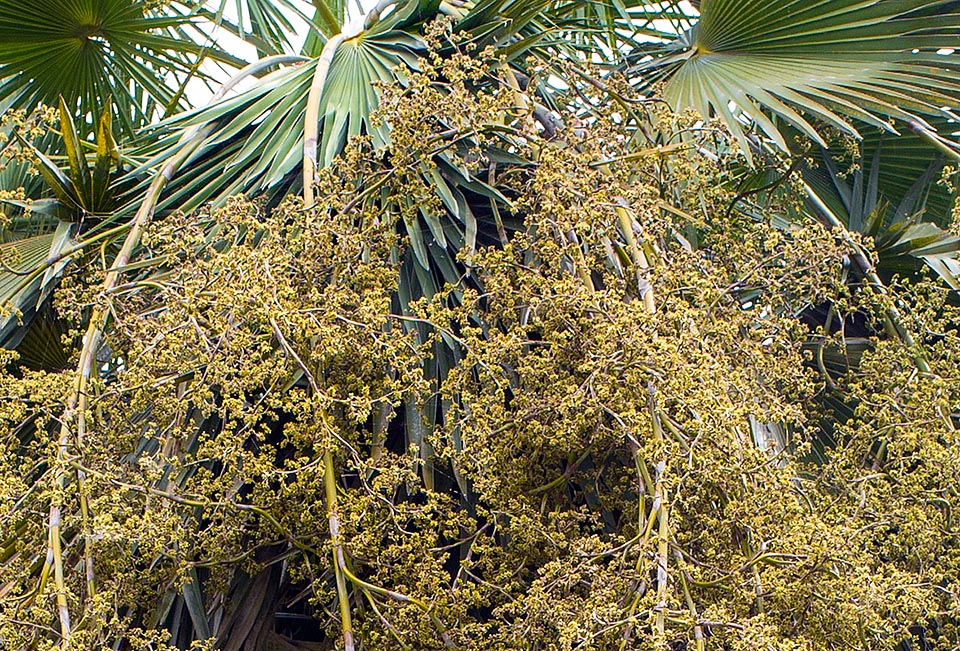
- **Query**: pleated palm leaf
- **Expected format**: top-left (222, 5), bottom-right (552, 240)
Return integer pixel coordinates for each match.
top-left (0, 0), bottom-right (249, 135)
top-left (135, 0), bottom-right (603, 210)
top-left (630, 0), bottom-right (960, 154)
top-left (0, 99), bottom-right (128, 354)
top-left (627, 0), bottom-right (960, 370)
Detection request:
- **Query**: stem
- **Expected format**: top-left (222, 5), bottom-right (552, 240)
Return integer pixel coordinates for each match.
top-left (324, 448), bottom-right (355, 651)
top-left (48, 131), bottom-right (209, 644)
top-left (908, 120), bottom-right (960, 163)
top-left (216, 55), bottom-right (312, 100)
top-left (621, 383), bottom-right (669, 650)
top-left (564, 228), bottom-right (597, 292)
top-left (371, 400), bottom-right (390, 467)
top-left (78, 479), bottom-right (95, 611)
top-left (311, 0), bottom-right (343, 37)
top-left (303, 34), bottom-right (346, 207)
top-left (616, 202), bottom-right (656, 314)
top-left (48, 503), bottom-right (70, 643)
top-left (655, 487), bottom-right (670, 644)
top-left (364, 0), bottom-right (400, 29)
top-left (677, 557), bottom-right (705, 651)
top-left (752, 561), bottom-right (764, 614)
top-left (650, 383), bottom-right (669, 647)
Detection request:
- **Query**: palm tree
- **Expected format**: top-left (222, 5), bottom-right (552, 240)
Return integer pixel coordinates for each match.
top-left (0, 1), bottom-right (958, 649)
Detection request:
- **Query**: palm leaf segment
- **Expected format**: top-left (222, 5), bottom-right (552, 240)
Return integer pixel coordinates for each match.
top-left (635, 0), bottom-right (960, 151)
top-left (28, 98), bottom-right (122, 216)
top-left (0, 223), bottom-right (73, 349)
top-left (202, 0), bottom-right (347, 55)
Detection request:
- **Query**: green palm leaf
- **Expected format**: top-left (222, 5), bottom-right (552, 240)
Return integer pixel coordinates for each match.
top-left (803, 133), bottom-right (960, 290)
top-left (201, 0), bottom-right (346, 57)
top-left (135, 0), bottom-right (599, 212)
top-left (0, 0), bottom-right (238, 133)
top-left (0, 223), bottom-right (73, 348)
top-left (317, 30), bottom-right (424, 167)
top-left (133, 28), bottom-right (422, 213)
top-left (632, 0), bottom-right (960, 152)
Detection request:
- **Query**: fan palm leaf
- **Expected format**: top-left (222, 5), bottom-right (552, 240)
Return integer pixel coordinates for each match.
top-left (631, 0), bottom-right (960, 153)
top-left (138, 0), bottom-right (682, 213)
top-left (0, 0), bottom-right (243, 133)
top-left (134, 27), bottom-right (423, 213)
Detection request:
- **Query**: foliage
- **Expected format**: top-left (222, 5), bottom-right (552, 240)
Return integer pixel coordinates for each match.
top-left (0, 0), bottom-right (244, 135)
top-left (0, 1), bottom-right (959, 650)
top-left (631, 0), bottom-right (960, 153)
top-left (0, 53), bottom-right (958, 649)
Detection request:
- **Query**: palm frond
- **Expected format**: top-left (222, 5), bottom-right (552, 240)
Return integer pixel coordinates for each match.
top-left (0, 0), bottom-right (240, 133)
top-left (133, 27), bottom-right (422, 213)
top-left (630, 0), bottom-right (960, 152)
